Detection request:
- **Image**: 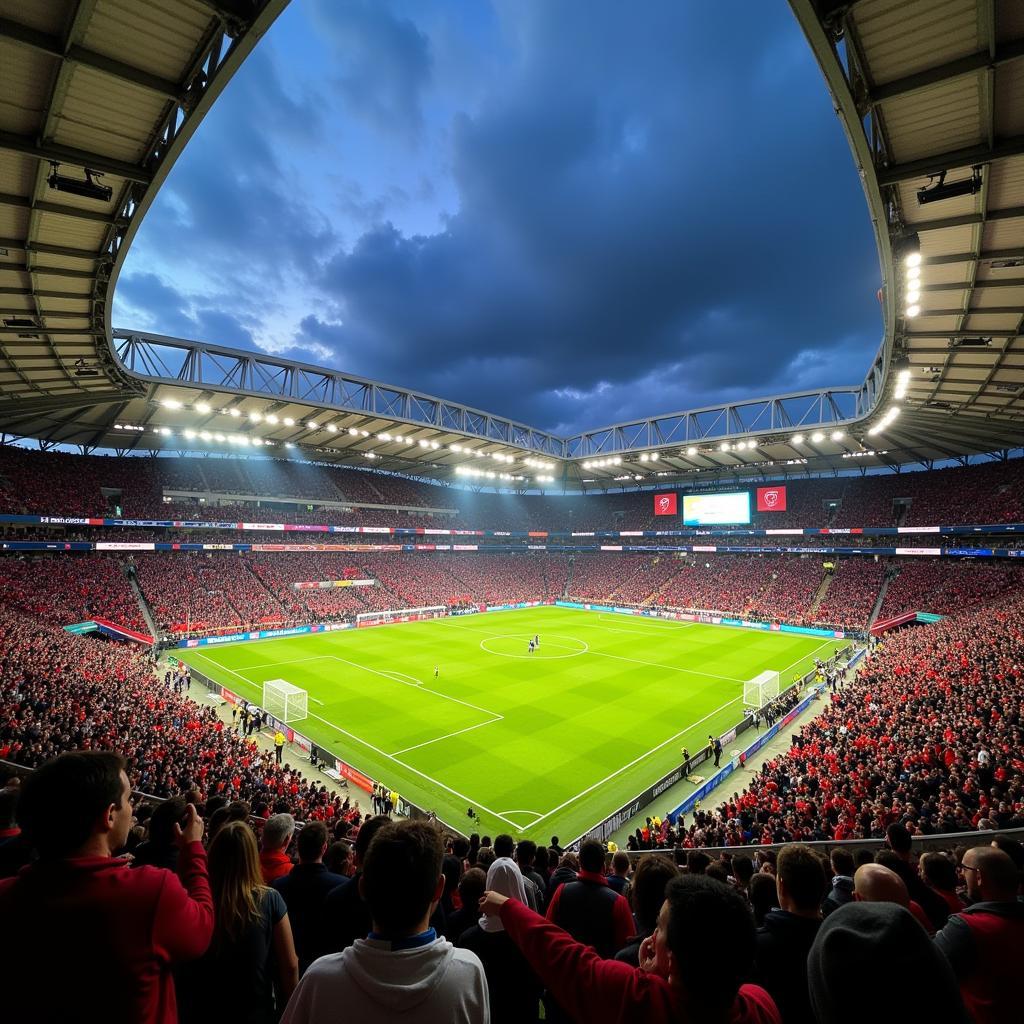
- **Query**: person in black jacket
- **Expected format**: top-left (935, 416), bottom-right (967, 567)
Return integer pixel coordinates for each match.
top-left (131, 796), bottom-right (184, 873)
top-left (319, 814), bottom-right (391, 954)
top-left (615, 854), bottom-right (677, 966)
top-left (458, 858), bottom-right (543, 1023)
top-left (273, 822), bottom-right (347, 973)
top-left (882, 823), bottom-right (950, 931)
top-left (752, 843), bottom-right (823, 1024)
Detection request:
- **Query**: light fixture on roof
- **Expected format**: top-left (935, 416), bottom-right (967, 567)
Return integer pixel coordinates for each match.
top-left (905, 304), bottom-right (920, 318)
top-left (47, 161), bottom-right (112, 202)
top-left (266, 414), bottom-right (279, 425)
top-left (917, 166), bottom-right (982, 206)
top-left (831, 430), bottom-right (844, 441)
top-left (811, 431), bottom-right (825, 443)
top-left (327, 423), bottom-right (338, 432)
top-left (686, 446), bottom-right (697, 456)
top-left (307, 421), bottom-right (318, 430)
top-left (160, 398), bottom-right (182, 410)
top-left (249, 412), bottom-right (262, 423)
top-left (194, 401), bottom-right (210, 414)
top-left (720, 442), bottom-right (730, 451)
top-left (791, 434), bottom-right (804, 445)
top-left (283, 417), bottom-right (295, 427)
top-left (897, 232), bottom-right (922, 269)
top-left (228, 407), bottom-right (240, 418)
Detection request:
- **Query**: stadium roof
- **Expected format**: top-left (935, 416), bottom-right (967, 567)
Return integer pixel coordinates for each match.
top-left (0, 0), bottom-right (1021, 492)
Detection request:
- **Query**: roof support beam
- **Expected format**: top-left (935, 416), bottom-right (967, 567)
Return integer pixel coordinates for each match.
top-left (923, 247), bottom-right (1024, 267)
top-left (910, 205), bottom-right (1024, 234)
top-left (0, 288), bottom-right (90, 298)
top-left (877, 135), bottom-right (1024, 186)
top-left (869, 37), bottom-right (1024, 105)
top-left (0, 237), bottom-right (102, 262)
top-left (0, 130), bottom-right (152, 184)
top-left (0, 16), bottom-right (184, 100)
top-left (905, 330), bottom-right (1018, 339)
top-left (0, 261), bottom-right (96, 280)
top-left (0, 190), bottom-right (117, 225)
top-left (922, 278), bottom-right (1024, 291)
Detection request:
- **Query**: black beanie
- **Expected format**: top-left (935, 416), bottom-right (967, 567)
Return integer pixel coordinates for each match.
top-left (807, 902), bottom-right (968, 1024)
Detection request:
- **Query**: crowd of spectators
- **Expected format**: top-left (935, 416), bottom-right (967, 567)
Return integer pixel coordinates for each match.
top-left (878, 559), bottom-right (1024, 620)
top-left (2, 749), bottom-right (1021, 1023)
top-left (4, 445), bottom-right (1024, 533)
top-left (811, 559), bottom-right (887, 630)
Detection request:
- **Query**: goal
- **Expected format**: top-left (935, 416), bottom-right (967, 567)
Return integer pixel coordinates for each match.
top-left (262, 679), bottom-right (308, 724)
top-left (743, 670), bottom-right (780, 710)
top-left (356, 605), bottom-right (447, 628)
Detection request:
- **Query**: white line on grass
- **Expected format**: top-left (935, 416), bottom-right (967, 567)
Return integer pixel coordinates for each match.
top-left (775, 638), bottom-right (839, 680)
top-left (526, 693), bottom-right (743, 830)
top-left (191, 651), bottom-right (521, 829)
top-left (390, 716), bottom-right (504, 756)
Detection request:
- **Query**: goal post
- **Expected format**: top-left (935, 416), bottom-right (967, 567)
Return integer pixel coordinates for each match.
top-left (743, 670), bottom-right (780, 710)
top-left (262, 679), bottom-right (308, 724)
top-left (355, 605), bottom-right (448, 628)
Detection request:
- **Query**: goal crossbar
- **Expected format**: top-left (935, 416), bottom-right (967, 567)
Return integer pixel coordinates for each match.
top-left (743, 670), bottom-right (780, 710)
top-left (263, 678), bottom-right (308, 724)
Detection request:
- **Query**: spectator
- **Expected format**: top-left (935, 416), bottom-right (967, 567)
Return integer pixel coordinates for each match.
top-left (544, 839), bottom-right (641, 1021)
top-left (131, 795), bottom-right (185, 873)
top-left (260, 813), bottom-right (296, 884)
top-left (919, 852), bottom-right (964, 915)
top-left (282, 820), bottom-right (489, 1024)
top-left (752, 844), bottom-right (823, 1024)
top-left (853, 862), bottom-right (933, 934)
top-left (749, 872), bottom-right (777, 927)
top-left (446, 867), bottom-right (487, 943)
top-left (935, 846), bottom-right (1024, 1024)
top-left (321, 814), bottom-right (391, 953)
top-left (884, 823), bottom-right (949, 931)
top-left (546, 850), bottom-right (578, 897)
top-left (821, 848), bottom-right (855, 916)
top-left (493, 834), bottom-right (540, 911)
top-left (808, 903), bottom-right (967, 1023)
top-left (615, 854), bottom-right (677, 967)
top-left (325, 840), bottom-right (352, 876)
top-left (0, 784), bottom-right (31, 879)
top-left (178, 820), bottom-right (298, 1022)
top-left (606, 850), bottom-right (631, 895)
top-left (458, 857), bottom-right (543, 1023)
top-left (273, 822), bottom-right (347, 974)
top-left (480, 873), bottom-right (780, 1023)
top-left (0, 751), bottom-right (213, 1024)
top-left (515, 839), bottom-right (547, 912)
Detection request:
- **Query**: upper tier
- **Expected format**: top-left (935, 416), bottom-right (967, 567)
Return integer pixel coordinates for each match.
top-left (1, 446), bottom-right (1022, 531)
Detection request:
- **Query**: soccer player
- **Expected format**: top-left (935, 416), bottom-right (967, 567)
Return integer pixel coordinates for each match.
top-left (528, 640), bottom-right (535, 654)
top-left (534, 634), bottom-right (539, 647)
top-left (434, 665), bottom-right (439, 679)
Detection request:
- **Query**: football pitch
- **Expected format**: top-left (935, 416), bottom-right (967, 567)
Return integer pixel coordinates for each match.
top-left (178, 607), bottom-right (836, 841)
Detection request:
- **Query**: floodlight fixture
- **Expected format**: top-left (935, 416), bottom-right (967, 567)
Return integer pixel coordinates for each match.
top-left (161, 398), bottom-right (182, 410)
top-left (906, 305), bottom-right (920, 318)
top-left (830, 430), bottom-right (844, 441)
top-left (686, 446), bottom-right (697, 456)
top-left (791, 434), bottom-right (804, 445)
top-left (266, 414), bottom-right (279, 425)
top-left (249, 412), bottom-right (262, 422)
top-left (228, 407), bottom-right (240, 418)
top-left (917, 166), bottom-right (982, 205)
top-left (811, 431), bottom-right (825, 443)
top-left (47, 161), bottom-right (112, 202)
top-left (307, 421), bottom-right (319, 430)
top-left (283, 417), bottom-right (295, 427)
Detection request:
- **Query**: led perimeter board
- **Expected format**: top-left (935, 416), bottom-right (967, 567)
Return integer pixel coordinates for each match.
top-left (682, 490), bottom-right (751, 526)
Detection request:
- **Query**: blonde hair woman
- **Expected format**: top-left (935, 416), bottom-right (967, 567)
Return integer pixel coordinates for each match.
top-left (178, 821), bottom-right (299, 1023)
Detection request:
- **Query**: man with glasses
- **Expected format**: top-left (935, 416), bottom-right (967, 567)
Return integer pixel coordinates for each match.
top-left (935, 847), bottom-right (1024, 1024)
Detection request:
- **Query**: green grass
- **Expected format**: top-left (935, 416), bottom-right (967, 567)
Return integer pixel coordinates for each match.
top-left (178, 607), bottom-right (834, 841)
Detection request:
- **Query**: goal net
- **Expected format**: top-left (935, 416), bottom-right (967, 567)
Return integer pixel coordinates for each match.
top-left (356, 605), bottom-right (447, 628)
top-left (743, 670), bottom-right (780, 710)
top-left (262, 679), bottom-right (308, 724)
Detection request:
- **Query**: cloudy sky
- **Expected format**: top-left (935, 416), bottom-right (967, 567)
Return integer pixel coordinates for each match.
top-left (114, 0), bottom-right (881, 437)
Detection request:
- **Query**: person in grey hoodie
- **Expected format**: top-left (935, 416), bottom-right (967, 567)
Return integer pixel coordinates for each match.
top-left (821, 847), bottom-right (856, 917)
top-left (281, 820), bottom-right (488, 1024)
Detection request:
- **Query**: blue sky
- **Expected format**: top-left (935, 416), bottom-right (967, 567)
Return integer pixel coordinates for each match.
top-left (114, 0), bottom-right (881, 437)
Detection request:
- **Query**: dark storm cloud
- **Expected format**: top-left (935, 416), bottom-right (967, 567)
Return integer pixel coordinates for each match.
top-left (307, 0), bottom-right (433, 142)
top-left (120, 0), bottom-right (881, 437)
top-left (302, 1), bottom-right (881, 435)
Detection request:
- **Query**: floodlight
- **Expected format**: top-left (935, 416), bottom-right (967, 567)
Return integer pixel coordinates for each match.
top-left (266, 414), bottom-right (279, 425)
top-left (307, 421), bottom-right (319, 430)
top-left (811, 431), bottom-right (825, 443)
top-left (194, 401), bottom-right (210, 414)
top-left (249, 412), bottom-right (262, 422)
top-left (161, 399), bottom-right (182, 410)
top-left (283, 417), bottom-right (294, 426)
top-left (906, 305), bottom-right (920, 318)
top-left (686, 446), bottom-right (697, 456)
top-left (229, 407), bottom-right (240, 418)
top-left (917, 167), bottom-right (982, 205)
top-left (720, 442), bottom-right (730, 451)
top-left (650, 451), bottom-right (658, 460)
top-left (831, 430), bottom-right (844, 441)
top-left (159, 427), bottom-right (171, 437)
top-left (326, 423), bottom-right (337, 432)
top-left (184, 429), bottom-right (196, 440)
top-left (791, 434), bottom-right (804, 444)
top-left (200, 431), bottom-right (212, 441)
top-left (47, 162), bottom-right (112, 202)
top-left (214, 433), bottom-right (225, 442)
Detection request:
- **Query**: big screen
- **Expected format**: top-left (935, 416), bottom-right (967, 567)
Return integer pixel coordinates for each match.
top-left (682, 491), bottom-right (751, 526)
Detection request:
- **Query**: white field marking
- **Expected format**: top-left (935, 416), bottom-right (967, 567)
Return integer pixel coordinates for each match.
top-left (389, 715), bottom-right (504, 756)
top-left (526, 693), bottom-right (743, 830)
top-left (229, 655), bottom-right (336, 671)
top-left (774, 638), bottom-right (839, 679)
top-left (380, 669), bottom-right (424, 687)
top-left (191, 651), bottom-right (521, 828)
top-left (479, 634), bottom-right (589, 660)
top-left (309, 696), bottom-right (325, 706)
top-left (499, 810), bottom-right (544, 822)
top-left (446, 618), bottom-right (743, 684)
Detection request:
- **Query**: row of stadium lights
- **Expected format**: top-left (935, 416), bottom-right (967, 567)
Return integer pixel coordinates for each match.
top-left (154, 398), bottom-right (560, 473)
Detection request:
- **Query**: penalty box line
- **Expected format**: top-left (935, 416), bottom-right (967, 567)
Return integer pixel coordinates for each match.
top-left (190, 651), bottom-right (522, 830)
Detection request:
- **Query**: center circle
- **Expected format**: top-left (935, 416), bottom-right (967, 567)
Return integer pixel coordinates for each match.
top-left (479, 634), bottom-right (589, 660)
